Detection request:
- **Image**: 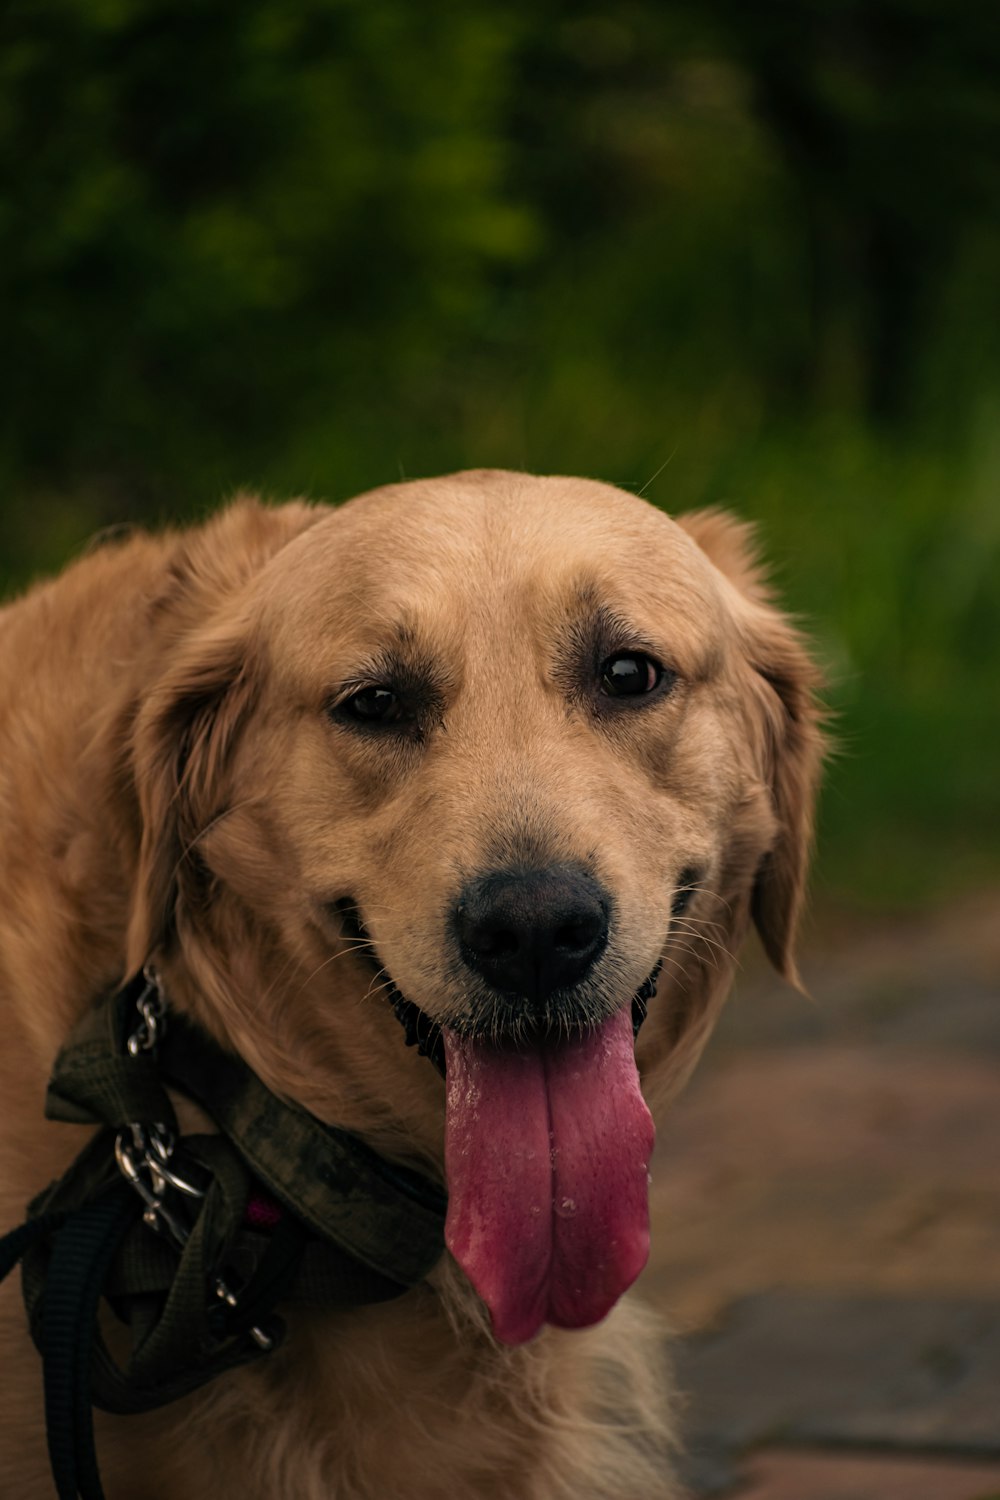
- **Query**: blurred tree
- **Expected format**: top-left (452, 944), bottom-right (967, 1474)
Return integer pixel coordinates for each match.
top-left (690, 0), bottom-right (1000, 422)
top-left (0, 0), bottom-right (533, 526)
top-left (1, 0), bottom-right (998, 903)
top-left (3, 0), bottom-right (999, 523)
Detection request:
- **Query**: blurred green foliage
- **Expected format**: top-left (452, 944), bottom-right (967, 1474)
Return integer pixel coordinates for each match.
top-left (1, 0), bottom-right (998, 909)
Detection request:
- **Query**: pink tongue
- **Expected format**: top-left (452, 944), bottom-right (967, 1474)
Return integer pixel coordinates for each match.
top-left (443, 1008), bottom-right (654, 1345)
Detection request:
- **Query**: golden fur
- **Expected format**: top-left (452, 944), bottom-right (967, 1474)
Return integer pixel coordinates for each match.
top-left (0, 471), bottom-right (823, 1498)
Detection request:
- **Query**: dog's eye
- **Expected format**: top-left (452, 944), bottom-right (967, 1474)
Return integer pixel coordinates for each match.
top-left (599, 652), bottom-right (665, 698)
top-left (340, 685), bottom-right (409, 725)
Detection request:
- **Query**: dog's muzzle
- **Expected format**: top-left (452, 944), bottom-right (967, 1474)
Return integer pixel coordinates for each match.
top-left (336, 893), bottom-right (661, 1077)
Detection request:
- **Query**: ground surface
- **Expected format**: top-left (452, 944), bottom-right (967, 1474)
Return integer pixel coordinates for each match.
top-left (644, 890), bottom-right (1000, 1499)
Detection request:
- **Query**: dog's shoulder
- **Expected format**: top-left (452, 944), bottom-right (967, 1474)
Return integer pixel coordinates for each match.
top-left (0, 498), bottom-right (324, 706)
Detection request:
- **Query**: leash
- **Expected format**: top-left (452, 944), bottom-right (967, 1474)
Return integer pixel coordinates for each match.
top-left (0, 971), bottom-right (447, 1500)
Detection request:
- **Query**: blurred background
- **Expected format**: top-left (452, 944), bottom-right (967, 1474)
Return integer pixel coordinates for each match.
top-left (2, 0), bottom-right (999, 911)
top-left (3, 6), bottom-right (1000, 1493)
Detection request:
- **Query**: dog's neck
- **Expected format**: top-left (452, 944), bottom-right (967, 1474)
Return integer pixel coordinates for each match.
top-left (153, 910), bottom-right (449, 1181)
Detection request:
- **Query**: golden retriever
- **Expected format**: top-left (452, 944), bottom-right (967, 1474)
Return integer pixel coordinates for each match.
top-left (0, 470), bottom-right (822, 1498)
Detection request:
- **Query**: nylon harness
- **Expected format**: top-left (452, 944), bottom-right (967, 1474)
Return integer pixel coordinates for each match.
top-left (0, 972), bottom-right (447, 1500)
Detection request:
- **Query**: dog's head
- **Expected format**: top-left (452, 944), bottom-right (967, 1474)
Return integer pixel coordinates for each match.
top-left (127, 470), bottom-right (823, 1343)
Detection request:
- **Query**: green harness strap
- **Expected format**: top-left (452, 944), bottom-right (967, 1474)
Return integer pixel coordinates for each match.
top-left (45, 978), bottom-right (446, 1286)
top-left (0, 972), bottom-right (447, 1500)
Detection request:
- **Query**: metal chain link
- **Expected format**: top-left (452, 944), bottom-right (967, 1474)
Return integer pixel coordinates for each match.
top-left (115, 973), bottom-right (275, 1351)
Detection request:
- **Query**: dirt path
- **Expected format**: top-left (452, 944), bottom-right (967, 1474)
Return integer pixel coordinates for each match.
top-left (643, 891), bottom-right (1000, 1498)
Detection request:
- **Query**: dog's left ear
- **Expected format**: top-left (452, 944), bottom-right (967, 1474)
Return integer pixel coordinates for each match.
top-left (126, 608), bottom-right (256, 971)
top-left (678, 508), bottom-right (825, 987)
top-left (125, 498), bottom-right (321, 970)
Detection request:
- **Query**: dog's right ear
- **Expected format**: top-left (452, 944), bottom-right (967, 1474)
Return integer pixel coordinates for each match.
top-left (126, 608), bottom-right (257, 972)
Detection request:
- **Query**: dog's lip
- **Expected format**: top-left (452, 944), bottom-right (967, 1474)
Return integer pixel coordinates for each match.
top-left (333, 898), bottom-right (447, 1072)
top-left (333, 897), bottom-right (661, 1075)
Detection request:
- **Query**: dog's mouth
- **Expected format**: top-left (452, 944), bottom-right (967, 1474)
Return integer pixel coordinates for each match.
top-left (336, 899), bottom-right (659, 1345)
top-left (336, 900), bottom-right (661, 1077)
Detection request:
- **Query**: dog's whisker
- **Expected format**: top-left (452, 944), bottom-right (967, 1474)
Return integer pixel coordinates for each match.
top-left (655, 952), bottom-right (689, 983)
top-left (671, 911), bottom-right (740, 959)
top-left (362, 973), bottom-right (395, 1004)
top-left (636, 447), bottom-right (678, 498)
top-left (666, 927), bottom-right (726, 969)
top-left (671, 937), bottom-right (724, 969)
top-left (292, 947), bottom-right (371, 1002)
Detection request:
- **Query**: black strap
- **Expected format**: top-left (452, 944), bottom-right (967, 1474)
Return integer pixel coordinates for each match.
top-left (0, 1209), bottom-right (66, 1282)
top-left (42, 1185), bottom-right (138, 1500)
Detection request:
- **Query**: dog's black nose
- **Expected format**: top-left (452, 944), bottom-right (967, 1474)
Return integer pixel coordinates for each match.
top-left (455, 866), bottom-right (610, 1002)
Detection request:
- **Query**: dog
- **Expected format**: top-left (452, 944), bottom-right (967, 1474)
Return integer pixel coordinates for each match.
top-left (0, 470), bottom-right (822, 1498)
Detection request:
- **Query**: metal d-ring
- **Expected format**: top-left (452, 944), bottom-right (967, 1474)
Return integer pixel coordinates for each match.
top-left (115, 1121), bottom-right (275, 1352)
top-left (141, 1125), bottom-right (210, 1200)
top-left (114, 1126), bottom-right (191, 1249)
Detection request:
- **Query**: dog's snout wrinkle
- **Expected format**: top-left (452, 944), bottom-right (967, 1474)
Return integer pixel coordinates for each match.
top-left (455, 865), bottom-right (609, 1005)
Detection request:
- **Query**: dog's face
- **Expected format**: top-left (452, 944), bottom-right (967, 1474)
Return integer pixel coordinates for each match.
top-left (129, 470), bottom-right (822, 1344)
